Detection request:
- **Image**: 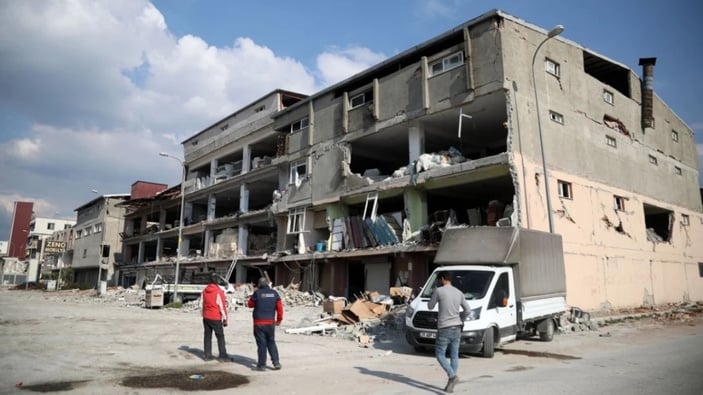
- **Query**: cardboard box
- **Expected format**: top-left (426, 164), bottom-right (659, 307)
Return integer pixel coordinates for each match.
top-left (323, 299), bottom-right (346, 314)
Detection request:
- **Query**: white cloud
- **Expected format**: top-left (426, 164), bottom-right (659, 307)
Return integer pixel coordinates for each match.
top-left (419, 0), bottom-right (460, 19)
top-left (316, 46), bottom-right (387, 87)
top-left (0, 0), bottom-right (386, 238)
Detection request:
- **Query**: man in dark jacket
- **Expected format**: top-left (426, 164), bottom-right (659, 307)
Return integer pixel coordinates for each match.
top-left (200, 272), bottom-right (230, 362)
top-left (247, 277), bottom-right (283, 371)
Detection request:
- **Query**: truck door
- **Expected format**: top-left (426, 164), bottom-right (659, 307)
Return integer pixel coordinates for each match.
top-left (488, 272), bottom-right (517, 342)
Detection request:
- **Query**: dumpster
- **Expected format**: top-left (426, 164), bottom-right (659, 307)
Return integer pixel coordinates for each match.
top-left (145, 288), bottom-right (164, 309)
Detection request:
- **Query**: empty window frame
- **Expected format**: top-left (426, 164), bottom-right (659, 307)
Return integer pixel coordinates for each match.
top-left (350, 90), bottom-right (373, 109)
top-left (94, 223), bottom-right (103, 233)
top-left (430, 51), bottom-right (464, 76)
top-left (606, 135), bottom-right (617, 147)
top-left (84, 227), bottom-right (92, 236)
top-left (75, 230), bottom-right (82, 239)
top-left (557, 180), bottom-right (572, 199)
top-left (290, 116), bottom-right (310, 133)
top-left (699, 262), bottom-right (703, 278)
top-left (614, 195), bottom-right (626, 211)
top-left (289, 158), bottom-right (308, 185)
top-left (674, 166), bottom-right (682, 175)
top-left (681, 214), bottom-right (690, 226)
top-left (47, 222), bottom-right (55, 230)
top-left (603, 89), bottom-right (614, 105)
top-left (545, 58), bottom-right (560, 77)
top-left (643, 203), bottom-right (673, 242)
top-left (286, 207), bottom-right (306, 234)
top-left (648, 155), bottom-right (658, 165)
top-left (82, 249), bottom-right (87, 259)
top-left (671, 130), bottom-right (679, 142)
top-left (549, 111), bottom-right (564, 124)
top-left (64, 224), bottom-right (72, 230)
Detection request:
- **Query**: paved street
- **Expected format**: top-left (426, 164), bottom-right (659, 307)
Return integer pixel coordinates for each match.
top-left (0, 288), bottom-right (701, 394)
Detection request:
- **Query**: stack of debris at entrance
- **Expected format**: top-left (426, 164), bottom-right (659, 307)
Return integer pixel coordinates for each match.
top-left (285, 289), bottom-right (411, 347)
top-left (230, 281), bottom-right (324, 309)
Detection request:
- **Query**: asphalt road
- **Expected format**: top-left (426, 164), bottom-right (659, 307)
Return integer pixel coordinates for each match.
top-left (0, 288), bottom-right (701, 394)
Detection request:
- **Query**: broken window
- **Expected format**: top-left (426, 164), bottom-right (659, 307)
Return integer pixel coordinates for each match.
top-left (643, 203), bottom-right (672, 242)
top-left (614, 195), bottom-right (626, 211)
top-left (549, 111), bottom-right (564, 124)
top-left (286, 207), bottom-right (306, 234)
top-left (671, 130), bottom-right (679, 142)
top-left (350, 90), bottom-right (373, 109)
top-left (583, 51), bottom-right (631, 98)
top-left (430, 51), bottom-right (464, 76)
top-left (362, 192), bottom-right (379, 221)
top-left (289, 158), bottom-right (307, 186)
top-left (674, 166), bottom-right (682, 176)
top-left (606, 135), bottom-right (617, 148)
top-left (290, 116), bottom-right (309, 133)
top-left (648, 155), bottom-right (658, 165)
top-left (681, 214), bottom-right (689, 226)
top-left (603, 89), bottom-right (614, 105)
top-left (545, 58), bottom-right (560, 77)
top-left (557, 180), bottom-right (572, 199)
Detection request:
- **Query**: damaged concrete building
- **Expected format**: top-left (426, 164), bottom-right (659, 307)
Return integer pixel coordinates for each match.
top-left (117, 10), bottom-right (702, 310)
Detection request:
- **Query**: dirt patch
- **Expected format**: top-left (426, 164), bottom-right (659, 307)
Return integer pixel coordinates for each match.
top-left (19, 380), bottom-right (89, 392)
top-left (121, 369), bottom-right (249, 391)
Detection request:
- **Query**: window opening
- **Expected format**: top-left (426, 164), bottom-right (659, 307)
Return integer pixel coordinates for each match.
top-left (430, 51), bottom-right (464, 76)
top-left (643, 203), bottom-right (673, 242)
top-left (674, 166), bottom-right (682, 175)
top-left (363, 192), bottom-right (379, 221)
top-left (289, 158), bottom-right (307, 186)
top-left (545, 58), bottom-right (560, 77)
top-left (290, 116), bottom-right (310, 133)
top-left (603, 89), bottom-right (614, 105)
top-left (606, 135), bottom-right (617, 147)
top-left (614, 195), bottom-right (626, 211)
top-left (671, 130), bottom-right (679, 142)
top-left (549, 111), bottom-right (564, 124)
top-left (488, 272), bottom-right (510, 309)
top-left (681, 214), bottom-right (689, 226)
top-left (47, 223), bottom-right (55, 230)
top-left (287, 207), bottom-right (306, 234)
top-left (557, 180), bottom-right (572, 199)
top-left (648, 155), bottom-right (658, 165)
top-left (350, 90), bottom-right (373, 109)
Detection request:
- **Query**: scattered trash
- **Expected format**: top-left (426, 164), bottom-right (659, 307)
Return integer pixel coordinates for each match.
top-left (15, 382), bottom-right (23, 388)
top-left (189, 374), bottom-right (203, 380)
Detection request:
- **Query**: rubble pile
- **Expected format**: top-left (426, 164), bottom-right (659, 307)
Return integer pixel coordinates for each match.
top-left (230, 282), bottom-right (324, 309)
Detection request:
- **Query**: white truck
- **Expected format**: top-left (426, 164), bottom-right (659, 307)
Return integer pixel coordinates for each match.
top-left (405, 226), bottom-right (566, 357)
top-left (148, 272), bottom-right (235, 303)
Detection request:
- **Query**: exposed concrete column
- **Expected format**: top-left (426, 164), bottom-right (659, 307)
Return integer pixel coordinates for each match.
top-left (240, 184), bottom-right (249, 213)
top-left (155, 238), bottom-right (162, 261)
top-left (210, 159), bottom-right (218, 178)
top-left (408, 123), bottom-right (425, 162)
top-left (207, 193), bottom-right (216, 221)
top-left (342, 92), bottom-right (349, 133)
top-left (137, 241), bottom-right (145, 264)
top-left (242, 144), bottom-right (251, 175)
top-left (404, 188), bottom-right (428, 232)
top-left (372, 78), bottom-right (380, 119)
top-left (204, 229), bottom-right (212, 258)
top-left (180, 238), bottom-right (190, 258)
top-left (159, 208), bottom-right (167, 231)
top-left (308, 101), bottom-right (315, 145)
top-left (238, 225), bottom-right (248, 256)
top-left (463, 26), bottom-right (475, 91)
top-left (421, 56), bottom-right (430, 110)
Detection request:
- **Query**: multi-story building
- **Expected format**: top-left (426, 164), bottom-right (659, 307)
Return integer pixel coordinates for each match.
top-left (27, 216), bottom-right (76, 282)
top-left (118, 91), bottom-right (307, 288)
top-left (125, 10), bottom-right (702, 310)
top-left (72, 194), bottom-right (128, 288)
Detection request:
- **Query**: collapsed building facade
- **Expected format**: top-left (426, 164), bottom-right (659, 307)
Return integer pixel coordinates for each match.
top-left (117, 10), bottom-right (702, 310)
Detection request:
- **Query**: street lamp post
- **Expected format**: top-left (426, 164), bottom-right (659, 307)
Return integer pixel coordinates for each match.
top-left (531, 24), bottom-right (564, 234)
top-left (159, 152), bottom-right (186, 303)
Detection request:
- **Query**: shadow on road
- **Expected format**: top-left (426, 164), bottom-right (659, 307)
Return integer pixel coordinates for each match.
top-left (355, 366), bottom-right (445, 394)
top-left (177, 345), bottom-right (258, 368)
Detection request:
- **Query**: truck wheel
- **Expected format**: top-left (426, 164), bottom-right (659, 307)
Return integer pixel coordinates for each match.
top-left (539, 319), bottom-right (555, 342)
top-left (481, 328), bottom-right (495, 358)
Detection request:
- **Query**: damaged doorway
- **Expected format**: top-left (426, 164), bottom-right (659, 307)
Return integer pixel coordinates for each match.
top-left (643, 203), bottom-right (673, 242)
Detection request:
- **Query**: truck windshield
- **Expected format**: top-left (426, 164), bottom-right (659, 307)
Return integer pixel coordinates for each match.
top-left (420, 270), bottom-right (495, 300)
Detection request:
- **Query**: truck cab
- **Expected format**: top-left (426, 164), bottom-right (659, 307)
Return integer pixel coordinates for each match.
top-left (405, 227), bottom-right (566, 357)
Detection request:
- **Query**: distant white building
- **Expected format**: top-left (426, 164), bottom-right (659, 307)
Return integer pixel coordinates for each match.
top-left (27, 216), bottom-right (76, 282)
top-left (0, 241), bottom-right (8, 255)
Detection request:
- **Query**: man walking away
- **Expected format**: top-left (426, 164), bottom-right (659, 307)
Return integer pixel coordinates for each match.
top-left (428, 271), bottom-right (470, 393)
top-left (247, 277), bottom-right (283, 371)
top-left (200, 272), bottom-right (230, 362)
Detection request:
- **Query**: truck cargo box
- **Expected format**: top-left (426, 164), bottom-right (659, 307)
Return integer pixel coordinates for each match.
top-left (434, 226), bottom-right (566, 300)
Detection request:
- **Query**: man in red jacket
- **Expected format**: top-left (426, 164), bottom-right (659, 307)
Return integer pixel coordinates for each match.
top-left (200, 272), bottom-right (230, 362)
top-left (247, 277), bottom-right (283, 371)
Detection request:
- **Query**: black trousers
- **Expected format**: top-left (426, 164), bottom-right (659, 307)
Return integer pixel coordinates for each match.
top-left (203, 318), bottom-right (228, 358)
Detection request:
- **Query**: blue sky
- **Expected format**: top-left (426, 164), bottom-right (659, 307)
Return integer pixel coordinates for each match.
top-left (1, 0), bottom-right (702, 240)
